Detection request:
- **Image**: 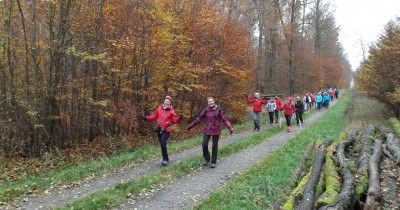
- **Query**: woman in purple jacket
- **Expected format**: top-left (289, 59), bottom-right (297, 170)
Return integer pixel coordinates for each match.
top-left (187, 97), bottom-right (233, 168)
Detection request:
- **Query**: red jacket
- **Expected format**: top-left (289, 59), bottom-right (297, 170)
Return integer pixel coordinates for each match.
top-left (275, 97), bottom-right (282, 110)
top-left (282, 102), bottom-right (296, 116)
top-left (146, 106), bottom-right (180, 133)
top-left (247, 97), bottom-right (266, 112)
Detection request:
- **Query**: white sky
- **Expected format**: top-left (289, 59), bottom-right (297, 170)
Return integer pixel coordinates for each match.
top-left (331, 0), bottom-right (400, 71)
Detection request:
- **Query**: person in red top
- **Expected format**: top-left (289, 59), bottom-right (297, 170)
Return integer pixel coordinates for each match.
top-left (246, 92), bottom-right (266, 131)
top-left (282, 97), bottom-right (296, 132)
top-left (274, 96), bottom-right (283, 125)
top-left (146, 96), bottom-right (181, 166)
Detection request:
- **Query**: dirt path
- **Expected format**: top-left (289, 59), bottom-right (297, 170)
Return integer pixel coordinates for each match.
top-left (115, 102), bottom-right (338, 209)
top-left (11, 120), bottom-right (268, 209)
top-left (12, 100), bottom-right (337, 210)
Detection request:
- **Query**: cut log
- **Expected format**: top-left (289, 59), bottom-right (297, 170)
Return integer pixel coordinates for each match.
top-left (295, 139), bottom-right (332, 210)
top-left (364, 138), bottom-right (382, 210)
top-left (282, 171), bottom-right (311, 210)
top-left (282, 143), bottom-right (316, 210)
top-left (380, 126), bottom-right (400, 166)
top-left (355, 127), bottom-right (373, 201)
top-left (315, 150), bottom-right (341, 208)
top-left (319, 135), bottom-right (356, 210)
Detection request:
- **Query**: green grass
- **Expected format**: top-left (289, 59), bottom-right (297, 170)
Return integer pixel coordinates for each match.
top-left (0, 101), bottom-right (317, 207)
top-left (0, 116), bottom-right (267, 203)
top-left (195, 91), bottom-right (350, 210)
top-left (59, 113), bottom-right (313, 209)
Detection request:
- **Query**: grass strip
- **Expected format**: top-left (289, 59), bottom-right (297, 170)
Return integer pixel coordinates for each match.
top-left (58, 115), bottom-right (305, 209)
top-left (0, 117), bottom-right (263, 203)
top-left (195, 91), bottom-right (350, 210)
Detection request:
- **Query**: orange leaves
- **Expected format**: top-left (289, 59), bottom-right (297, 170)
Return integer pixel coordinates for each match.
top-left (357, 19), bottom-right (400, 106)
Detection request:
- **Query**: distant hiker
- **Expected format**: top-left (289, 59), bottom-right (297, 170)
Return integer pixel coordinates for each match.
top-left (323, 91), bottom-right (331, 108)
top-left (266, 97), bottom-right (277, 127)
top-left (146, 96), bottom-right (181, 166)
top-left (282, 97), bottom-right (296, 132)
top-left (329, 88), bottom-right (335, 101)
top-left (310, 92), bottom-right (316, 109)
top-left (334, 88), bottom-right (339, 99)
top-left (246, 92), bottom-right (266, 131)
top-left (316, 92), bottom-right (323, 111)
top-left (274, 96), bottom-right (283, 125)
top-left (295, 96), bottom-right (305, 126)
top-left (187, 96), bottom-right (233, 168)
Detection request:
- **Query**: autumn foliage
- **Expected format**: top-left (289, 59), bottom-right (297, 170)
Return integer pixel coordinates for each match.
top-left (356, 18), bottom-right (400, 116)
top-left (0, 0), bottom-right (351, 157)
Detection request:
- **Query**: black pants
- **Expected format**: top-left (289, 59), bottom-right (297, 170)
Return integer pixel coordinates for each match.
top-left (317, 102), bottom-right (322, 111)
top-left (296, 112), bottom-right (303, 124)
top-left (268, 112), bottom-right (274, 124)
top-left (157, 131), bottom-right (170, 161)
top-left (285, 115), bottom-right (292, 126)
top-left (274, 110), bottom-right (280, 124)
top-left (203, 134), bottom-right (220, 164)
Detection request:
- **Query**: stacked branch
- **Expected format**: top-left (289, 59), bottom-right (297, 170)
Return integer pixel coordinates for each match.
top-left (355, 127), bottom-right (373, 200)
top-left (364, 137), bottom-right (382, 209)
top-left (295, 139), bottom-right (332, 210)
top-left (380, 126), bottom-right (400, 166)
top-left (319, 134), bottom-right (356, 210)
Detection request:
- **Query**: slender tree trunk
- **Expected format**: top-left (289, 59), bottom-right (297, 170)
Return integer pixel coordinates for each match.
top-left (5, 0), bottom-right (17, 106)
top-left (16, 0), bottom-right (31, 101)
top-left (89, 0), bottom-right (105, 141)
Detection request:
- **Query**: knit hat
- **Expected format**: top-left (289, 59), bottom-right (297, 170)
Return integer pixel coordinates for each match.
top-left (165, 95), bottom-right (172, 101)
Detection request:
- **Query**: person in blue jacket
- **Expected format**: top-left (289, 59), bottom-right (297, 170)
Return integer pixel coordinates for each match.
top-left (315, 92), bottom-right (323, 111)
top-left (323, 92), bottom-right (331, 109)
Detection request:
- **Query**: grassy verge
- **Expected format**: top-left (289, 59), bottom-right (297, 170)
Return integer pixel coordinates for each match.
top-left (0, 119), bottom-right (260, 203)
top-left (59, 114), bottom-right (312, 209)
top-left (195, 91), bottom-right (350, 209)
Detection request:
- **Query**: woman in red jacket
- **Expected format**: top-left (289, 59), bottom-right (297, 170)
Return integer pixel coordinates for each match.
top-left (146, 96), bottom-right (181, 166)
top-left (274, 96), bottom-right (282, 125)
top-left (246, 92), bottom-right (266, 131)
top-left (282, 97), bottom-right (296, 132)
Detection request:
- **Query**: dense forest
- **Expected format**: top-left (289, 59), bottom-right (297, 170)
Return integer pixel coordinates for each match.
top-left (0, 0), bottom-right (351, 157)
top-left (356, 17), bottom-right (400, 117)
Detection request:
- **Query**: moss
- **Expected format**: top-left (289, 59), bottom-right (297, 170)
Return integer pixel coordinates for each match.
top-left (316, 151), bottom-right (341, 207)
top-left (354, 174), bottom-right (368, 200)
top-left (282, 171), bottom-right (311, 210)
top-left (388, 117), bottom-right (400, 137)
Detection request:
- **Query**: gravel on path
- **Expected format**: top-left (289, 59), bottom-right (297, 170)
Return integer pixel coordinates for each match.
top-left (116, 102), bottom-right (337, 210)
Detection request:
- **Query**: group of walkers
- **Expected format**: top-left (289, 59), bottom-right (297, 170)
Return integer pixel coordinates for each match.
top-left (246, 87), bottom-right (339, 132)
top-left (146, 96), bottom-right (233, 168)
top-left (145, 88), bottom-right (338, 168)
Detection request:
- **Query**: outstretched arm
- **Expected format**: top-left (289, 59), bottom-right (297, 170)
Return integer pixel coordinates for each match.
top-left (146, 108), bottom-right (158, 121)
top-left (221, 112), bottom-right (233, 134)
top-left (187, 108), bottom-right (206, 130)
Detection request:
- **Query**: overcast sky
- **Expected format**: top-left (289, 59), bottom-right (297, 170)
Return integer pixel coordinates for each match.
top-left (331, 0), bottom-right (400, 71)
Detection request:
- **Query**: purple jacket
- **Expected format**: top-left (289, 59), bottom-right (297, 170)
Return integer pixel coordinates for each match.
top-left (187, 106), bottom-right (233, 135)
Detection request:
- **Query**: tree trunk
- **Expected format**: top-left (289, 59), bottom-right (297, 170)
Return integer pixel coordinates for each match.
top-left (319, 134), bottom-right (356, 210)
top-left (364, 138), bottom-right (382, 210)
top-left (295, 139), bottom-right (332, 210)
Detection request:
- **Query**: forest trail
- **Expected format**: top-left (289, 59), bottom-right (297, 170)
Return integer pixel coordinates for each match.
top-left (115, 100), bottom-right (338, 210)
top-left (11, 100), bottom-right (337, 210)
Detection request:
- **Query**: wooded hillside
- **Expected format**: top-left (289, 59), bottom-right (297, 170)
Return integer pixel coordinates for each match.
top-left (0, 0), bottom-right (350, 156)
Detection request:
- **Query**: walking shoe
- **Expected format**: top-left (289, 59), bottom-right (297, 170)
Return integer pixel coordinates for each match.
top-left (287, 126), bottom-right (291, 132)
top-left (210, 163), bottom-right (216, 168)
top-left (161, 160), bottom-right (169, 166)
top-left (203, 161), bottom-right (210, 166)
